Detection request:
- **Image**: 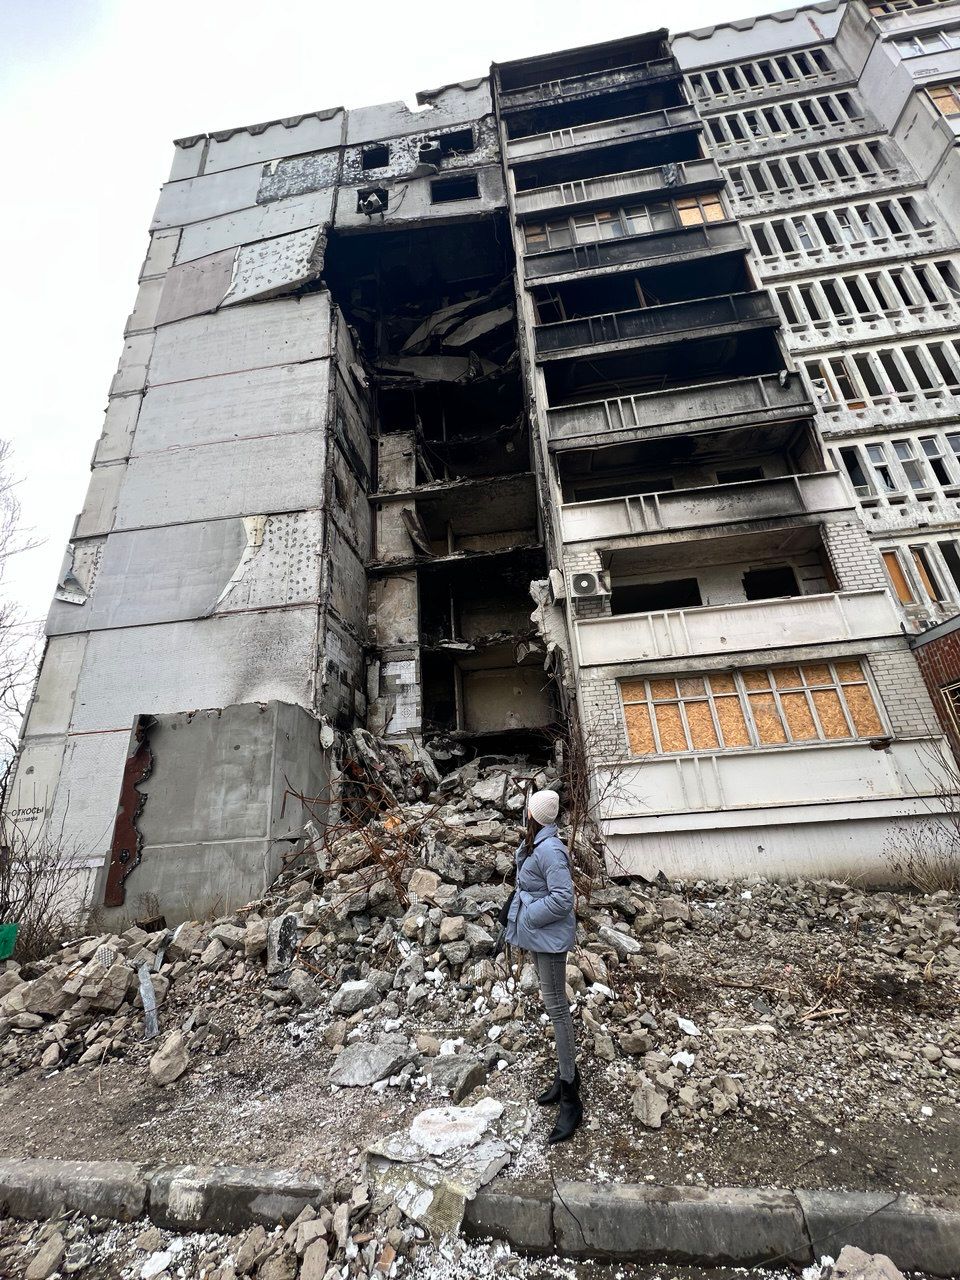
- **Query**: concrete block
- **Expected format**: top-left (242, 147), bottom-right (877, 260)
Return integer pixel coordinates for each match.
top-left (0, 1159), bottom-right (146, 1222)
top-left (148, 294), bottom-right (330, 385)
top-left (465, 1183), bottom-right (553, 1252)
top-left (109, 333), bottom-right (154, 396)
top-left (798, 1189), bottom-right (960, 1279)
top-left (148, 1164), bottom-right (329, 1233)
top-left (552, 1182), bottom-right (811, 1266)
top-left (141, 229), bottom-right (181, 279)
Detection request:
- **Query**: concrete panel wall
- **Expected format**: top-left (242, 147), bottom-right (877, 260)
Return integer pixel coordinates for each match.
top-left (148, 294), bottom-right (331, 384)
top-left (22, 635), bottom-right (88, 734)
top-left (151, 164), bottom-right (265, 230)
top-left (176, 191), bottom-right (333, 264)
top-left (345, 81), bottom-right (492, 144)
top-left (113, 432), bottom-right (326, 530)
top-left (673, 4), bottom-right (843, 70)
top-left (132, 363), bottom-right (330, 455)
top-left (69, 609), bottom-right (319, 733)
top-left (203, 111), bottom-right (344, 174)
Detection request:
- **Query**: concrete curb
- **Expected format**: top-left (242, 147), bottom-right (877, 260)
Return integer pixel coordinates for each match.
top-left (1, 1160), bottom-right (958, 1276)
top-left (0, 1160), bottom-right (329, 1235)
top-left (463, 1179), bottom-right (960, 1278)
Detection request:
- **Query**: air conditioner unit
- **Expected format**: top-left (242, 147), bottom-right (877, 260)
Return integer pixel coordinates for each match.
top-left (418, 139), bottom-right (443, 166)
top-left (548, 568), bottom-right (566, 603)
top-left (571, 571), bottom-right (610, 598)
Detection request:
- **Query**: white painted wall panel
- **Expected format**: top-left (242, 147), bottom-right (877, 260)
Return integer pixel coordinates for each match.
top-left (109, 333), bottom-right (154, 395)
top-left (114, 431), bottom-right (326, 530)
top-left (168, 140), bottom-right (205, 182)
top-left (204, 112), bottom-right (344, 174)
top-left (175, 191), bottom-right (333, 264)
top-left (49, 731), bottom-right (130, 865)
top-left (141, 228), bottom-right (181, 278)
top-left (223, 226), bottom-right (322, 306)
top-left (148, 295), bottom-right (330, 385)
top-left (133, 362), bottom-right (330, 454)
top-left (155, 249), bottom-right (235, 326)
top-left (70, 609), bottom-right (318, 732)
top-left (125, 277), bottom-right (164, 334)
top-left (4, 739), bottom-right (68, 852)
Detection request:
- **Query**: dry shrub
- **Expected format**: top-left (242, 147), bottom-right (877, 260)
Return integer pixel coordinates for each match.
top-left (0, 814), bottom-right (90, 963)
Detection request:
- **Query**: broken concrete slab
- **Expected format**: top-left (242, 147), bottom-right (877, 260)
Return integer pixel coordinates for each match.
top-left (329, 1042), bottom-right (409, 1087)
top-left (0, 1160), bottom-right (147, 1223)
top-left (797, 1189), bottom-right (960, 1279)
top-left (147, 1165), bottom-right (329, 1233)
top-left (366, 1098), bottom-right (530, 1237)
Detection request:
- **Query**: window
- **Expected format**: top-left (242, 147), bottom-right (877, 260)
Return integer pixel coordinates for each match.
top-left (623, 201), bottom-right (675, 235)
top-left (356, 187), bottom-right (388, 213)
top-left (361, 144), bottom-right (390, 170)
top-left (438, 127), bottom-right (475, 155)
top-left (430, 174), bottom-right (480, 203)
top-left (676, 193), bottom-right (725, 226)
top-left (742, 565), bottom-right (799, 599)
top-left (929, 83), bottom-right (960, 118)
top-left (882, 549), bottom-right (915, 603)
top-left (716, 466), bottom-right (764, 483)
top-left (911, 545), bottom-right (945, 600)
top-left (611, 578), bottom-right (702, 615)
top-left (572, 209), bottom-right (623, 242)
top-left (619, 661), bottom-right (885, 757)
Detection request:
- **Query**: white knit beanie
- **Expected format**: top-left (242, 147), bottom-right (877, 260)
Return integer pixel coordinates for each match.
top-left (527, 789), bottom-right (560, 825)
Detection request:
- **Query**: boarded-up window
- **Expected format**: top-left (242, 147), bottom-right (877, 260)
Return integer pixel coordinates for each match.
top-left (676, 192), bottom-right (726, 226)
top-left (620, 660), bottom-right (885, 756)
top-left (882, 549), bottom-right (916, 604)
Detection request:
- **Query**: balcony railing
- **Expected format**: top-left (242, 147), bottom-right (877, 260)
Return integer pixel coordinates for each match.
top-left (574, 588), bottom-right (900, 667)
top-left (560, 471), bottom-right (849, 542)
top-left (506, 104), bottom-right (700, 161)
top-left (514, 158), bottom-right (723, 218)
top-left (535, 291), bottom-right (778, 358)
top-left (547, 372), bottom-right (813, 450)
top-left (523, 219), bottom-right (746, 282)
top-left (499, 56), bottom-right (680, 111)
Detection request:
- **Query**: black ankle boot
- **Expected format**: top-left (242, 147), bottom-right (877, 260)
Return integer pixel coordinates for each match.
top-left (538, 1065), bottom-right (579, 1106)
top-left (547, 1075), bottom-right (583, 1145)
top-left (536, 1072), bottom-right (561, 1106)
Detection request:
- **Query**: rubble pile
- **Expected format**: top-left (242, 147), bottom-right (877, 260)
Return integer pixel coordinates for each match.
top-left (1, 730), bottom-right (959, 1202)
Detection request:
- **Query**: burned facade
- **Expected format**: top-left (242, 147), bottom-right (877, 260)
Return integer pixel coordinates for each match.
top-left (7, 0), bottom-right (960, 917)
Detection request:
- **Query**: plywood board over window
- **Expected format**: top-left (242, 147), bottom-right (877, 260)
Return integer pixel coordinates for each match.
top-left (620, 660), bottom-right (886, 756)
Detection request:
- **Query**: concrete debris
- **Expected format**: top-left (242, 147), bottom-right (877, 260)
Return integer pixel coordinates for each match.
top-left (149, 1031), bottom-right (190, 1086)
top-left (367, 1097), bottom-right (530, 1236)
top-left (825, 1246), bottom-right (906, 1280)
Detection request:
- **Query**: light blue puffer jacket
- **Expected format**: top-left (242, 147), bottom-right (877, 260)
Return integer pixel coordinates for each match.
top-left (504, 823), bottom-right (576, 954)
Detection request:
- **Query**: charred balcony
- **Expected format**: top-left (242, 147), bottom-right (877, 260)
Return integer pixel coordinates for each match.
top-left (513, 157), bottom-right (724, 220)
top-left (542, 328), bottom-right (785, 409)
top-left (505, 104), bottom-right (701, 165)
top-left (497, 55), bottom-right (681, 120)
top-left (547, 370), bottom-right (812, 453)
top-left (502, 80), bottom-right (686, 149)
top-left (523, 221), bottom-right (747, 284)
top-left (511, 129), bottom-right (702, 193)
top-left (496, 30), bottom-right (669, 94)
top-left (555, 421), bottom-right (847, 545)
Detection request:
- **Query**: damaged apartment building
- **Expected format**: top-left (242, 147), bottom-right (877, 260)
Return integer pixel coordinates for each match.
top-left (6, 0), bottom-right (960, 920)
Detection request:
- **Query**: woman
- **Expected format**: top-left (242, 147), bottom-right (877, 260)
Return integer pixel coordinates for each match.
top-left (504, 788), bottom-right (583, 1144)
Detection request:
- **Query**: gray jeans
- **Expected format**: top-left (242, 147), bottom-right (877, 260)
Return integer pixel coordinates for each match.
top-left (533, 950), bottom-right (577, 1082)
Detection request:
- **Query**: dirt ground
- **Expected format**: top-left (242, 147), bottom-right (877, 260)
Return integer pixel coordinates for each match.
top-left (2, 941), bottom-right (957, 1199)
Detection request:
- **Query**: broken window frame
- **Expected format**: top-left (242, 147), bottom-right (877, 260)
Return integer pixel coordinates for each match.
top-left (618, 660), bottom-right (888, 758)
top-left (361, 143), bottom-right (391, 170)
top-left (940, 680), bottom-right (960, 737)
top-left (881, 539), bottom-right (960, 605)
top-left (430, 173), bottom-right (481, 203)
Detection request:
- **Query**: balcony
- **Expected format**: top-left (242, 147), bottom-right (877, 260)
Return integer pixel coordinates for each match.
top-left (535, 291), bottom-right (778, 360)
top-left (560, 471), bottom-right (850, 543)
top-left (505, 104), bottom-right (700, 163)
top-left (755, 222), bottom-right (954, 281)
top-left (499, 56), bottom-right (681, 112)
top-left (712, 113), bottom-right (877, 162)
top-left (514, 157), bottom-right (723, 219)
top-left (547, 372), bottom-right (814, 451)
top-left (783, 297), bottom-right (960, 355)
top-left (574, 588), bottom-right (900, 667)
top-left (728, 163), bottom-right (910, 217)
top-left (524, 220), bottom-right (747, 284)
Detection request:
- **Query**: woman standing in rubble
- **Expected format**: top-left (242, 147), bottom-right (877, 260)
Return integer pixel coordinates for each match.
top-left (504, 789), bottom-right (582, 1144)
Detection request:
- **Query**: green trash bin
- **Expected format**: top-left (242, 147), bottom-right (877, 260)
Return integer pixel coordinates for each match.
top-left (0, 923), bottom-right (17, 961)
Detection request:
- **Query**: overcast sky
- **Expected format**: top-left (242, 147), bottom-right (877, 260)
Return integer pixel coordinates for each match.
top-left (0, 0), bottom-right (788, 628)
